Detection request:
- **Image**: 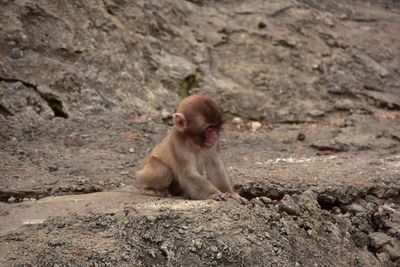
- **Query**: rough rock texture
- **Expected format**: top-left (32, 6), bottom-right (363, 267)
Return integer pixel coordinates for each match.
top-left (1, 0), bottom-right (400, 266)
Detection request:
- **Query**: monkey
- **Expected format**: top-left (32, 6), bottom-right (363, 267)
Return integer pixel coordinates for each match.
top-left (136, 95), bottom-right (249, 204)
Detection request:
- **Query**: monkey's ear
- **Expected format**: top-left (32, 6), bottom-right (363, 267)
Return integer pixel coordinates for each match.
top-left (173, 113), bottom-right (187, 131)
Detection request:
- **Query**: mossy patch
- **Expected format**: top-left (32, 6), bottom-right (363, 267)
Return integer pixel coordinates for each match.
top-left (179, 73), bottom-right (200, 98)
top-left (41, 93), bottom-right (69, 118)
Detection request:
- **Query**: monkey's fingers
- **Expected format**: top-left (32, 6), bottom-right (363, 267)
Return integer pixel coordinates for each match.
top-left (154, 189), bottom-right (171, 197)
top-left (229, 193), bottom-right (249, 205)
top-left (236, 196), bottom-right (249, 205)
top-left (212, 193), bottom-right (229, 201)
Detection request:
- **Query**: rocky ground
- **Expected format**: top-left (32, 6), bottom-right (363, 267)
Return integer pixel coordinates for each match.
top-left (1, 0), bottom-right (400, 266)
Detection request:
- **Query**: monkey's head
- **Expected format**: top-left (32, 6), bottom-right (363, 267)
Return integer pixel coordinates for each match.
top-left (173, 95), bottom-right (223, 147)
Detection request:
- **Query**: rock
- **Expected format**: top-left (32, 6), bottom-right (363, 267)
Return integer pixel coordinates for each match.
top-left (129, 148), bottom-right (135, 153)
top-left (232, 117), bottom-right (243, 125)
top-left (356, 54), bottom-right (389, 78)
top-left (260, 196), bottom-right (272, 205)
top-left (297, 133), bottom-right (305, 141)
top-left (341, 203), bottom-right (364, 213)
top-left (376, 252), bottom-right (390, 264)
top-left (48, 163), bottom-right (59, 172)
top-left (307, 109), bottom-right (325, 117)
top-left (258, 22), bottom-right (266, 29)
top-left (383, 188), bottom-right (398, 198)
top-left (310, 140), bottom-right (348, 152)
top-left (369, 232), bottom-right (392, 249)
top-left (161, 109), bottom-right (172, 120)
top-left (251, 121), bottom-right (262, 132)
top-left (299, 190), bottom-right (319, 213)
top-left (351, 231), bottom-right (370, 247)
top-left (23, 198), bottom-right (30, 202)
top-left (327, 85), bottom-right (346, 94)
top-left (7, 196), bottom-right (16, 203)
top-left (250, 197), bottom-right (263, 206)
top-left (155, 52), bottom-right (196, 79)
top-left (193, 239), bottom-right (203, 249)
top-left (277, 38), bottom-right (297, 48)
top-left (333, 99), bottom-right (355, 111)
top-left (365, 194), bottom-right (383, 205)
top-left (382, 243), bottom-right (400, 260)
top-left (10, 47), bottom-right (22, 59)
top-left (270, 212), bottom-right (281, 221)
top-left (278, 194), bottom-right (301, 216)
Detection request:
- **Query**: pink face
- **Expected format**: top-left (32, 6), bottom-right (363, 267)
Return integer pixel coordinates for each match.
top-left (204, 126), bottom-right (219, 147)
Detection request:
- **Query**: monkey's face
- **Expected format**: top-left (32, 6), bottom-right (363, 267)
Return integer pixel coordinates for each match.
top-left (175, 95), bottom-right (223, 147)
top-left (201, 124), bottom-right (221, 147)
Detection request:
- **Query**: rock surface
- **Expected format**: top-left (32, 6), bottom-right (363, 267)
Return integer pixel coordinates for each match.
top-left (1, 0), bottom-right (400, 266)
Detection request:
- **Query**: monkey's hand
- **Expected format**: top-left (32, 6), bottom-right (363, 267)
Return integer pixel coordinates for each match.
top-left (211, 193), bottom-right (229, 201)
top-left (229, 192), bottom-right (249, 205)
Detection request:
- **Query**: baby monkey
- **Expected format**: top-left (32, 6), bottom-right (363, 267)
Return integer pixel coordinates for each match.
top-left (136, 95), bottom-right (248, 204)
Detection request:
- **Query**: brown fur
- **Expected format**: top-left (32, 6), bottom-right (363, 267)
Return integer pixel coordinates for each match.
top-left (136, 95), bottom-right (248, 204)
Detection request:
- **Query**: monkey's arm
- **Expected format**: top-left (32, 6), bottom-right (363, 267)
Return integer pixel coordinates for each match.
top-left (177, 165), bottom-right (226, 200)
top-left (206, 149), bottom-right (249, 204)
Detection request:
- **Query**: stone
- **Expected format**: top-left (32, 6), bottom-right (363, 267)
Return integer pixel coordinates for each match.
top-left (382, 243), bottom-right (400, 260)
top-left (251, 121), bottom-right (262, 132)
top-left (161, 109), bottom-right (172, 119)
top-left (232, 117), bottom-right (243, 125)
top-left (7, 196), bottom-right (16, 203)
top-left (351, 231), bottom-right (370, 247)
top-left (307, 109), bottom-right (325, 117)
top-left (341, 203), bottom-right (364, 213)
top-left (369, 232), bottom-right (392, 249)
top-left (10, 47), bottom-right (22, 59)
top-left (260, 196), bottom-right (272, 205)
top-left (297, 133), bottom-right (305, 141)
top-left (48, 163), bottom-right (59, 172)
top-left (376, 252), bottom-right (390, 264)
top-left (278, 194), bottom-right (301, 216)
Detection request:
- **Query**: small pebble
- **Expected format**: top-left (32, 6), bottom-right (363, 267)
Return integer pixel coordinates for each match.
top-left (251, 121), bottom-right (262, 132)
top-left (161, 109), bottom-right (172, 120)
top-left (23, 198), bottom-right (30, 202)
top-left (258, 22), bottom-right (266, 29)
top-left (48, 163), bottom-right (58, 172)
top-left (232, 117), bottom-right (243, 124)
top-left (194, 239), bottom-right (203, 249)
top-left (7, 196), bottom-right (16, 203)
top-left (10, 47), bottom-right (23, 59)
top-left (297, 133), bottom-right (305, 141)
top-left (129, 148), bottom-right (135, 153)
top-left (260, 196), bottom-right (272, 205)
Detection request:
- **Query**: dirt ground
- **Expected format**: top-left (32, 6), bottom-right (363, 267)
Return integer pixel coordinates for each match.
top-left (1, 0), bottom-right (400, 266)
